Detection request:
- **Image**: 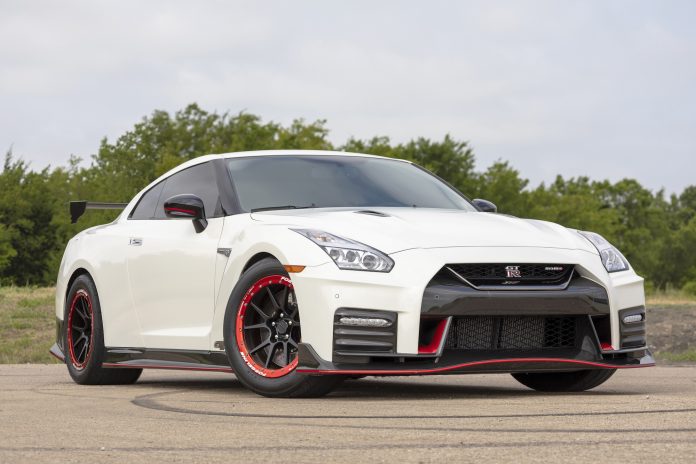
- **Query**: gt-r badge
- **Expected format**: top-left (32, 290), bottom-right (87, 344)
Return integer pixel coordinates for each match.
top-left (505, 265), bottom-right (522, 278)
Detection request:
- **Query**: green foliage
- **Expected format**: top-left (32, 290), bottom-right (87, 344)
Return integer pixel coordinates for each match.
top-left (0, 224), bottom-right (17, 273)
top-left (0, 153), bottom-right (58, 285)
top-left (0, 104), bottom-right (694, 293)
top-left (396, 135), bottom-right (478, 191)
top-left (476, 161), bottom-right (530, 215)
top-left (683, 281), bottom-right (696, 297)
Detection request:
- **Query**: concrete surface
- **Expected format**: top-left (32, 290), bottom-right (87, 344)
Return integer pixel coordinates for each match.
top-left (1, 365), bottom-right (695, 463)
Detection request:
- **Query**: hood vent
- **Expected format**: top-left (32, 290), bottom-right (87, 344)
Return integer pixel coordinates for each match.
top-left (354, 210), bottom-right (389, 217)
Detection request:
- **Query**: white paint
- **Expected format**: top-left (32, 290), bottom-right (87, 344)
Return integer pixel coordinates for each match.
top-left (56, 151), bottom-right (645, 362)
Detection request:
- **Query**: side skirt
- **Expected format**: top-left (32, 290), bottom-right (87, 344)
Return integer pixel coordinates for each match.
top-left (49, 344), bottom-right (233, 372)
top-left (102, 347), bottom-right (233, 373)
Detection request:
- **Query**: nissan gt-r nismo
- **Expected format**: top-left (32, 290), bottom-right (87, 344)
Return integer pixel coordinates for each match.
top-left (51, 150), bottom-right (654, 397)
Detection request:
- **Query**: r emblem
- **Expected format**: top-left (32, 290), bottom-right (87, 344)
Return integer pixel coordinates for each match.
top-left (505, 266), bottom-right (522, 278)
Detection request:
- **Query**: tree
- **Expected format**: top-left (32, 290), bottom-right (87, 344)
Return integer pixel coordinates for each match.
top-left (395, 135), bottom-right (478, 196)
top-left (0, 104), bottom-right (693, 291)
top-left (0, 152), bottom-right (57, 285)
top-left (475, 161), bottom-right (530, 216)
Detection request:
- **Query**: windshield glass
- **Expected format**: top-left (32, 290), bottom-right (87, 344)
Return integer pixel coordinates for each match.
top-left (226, 155), bottom-right (475, 212)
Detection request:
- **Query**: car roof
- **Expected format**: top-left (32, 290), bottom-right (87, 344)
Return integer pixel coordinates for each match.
top-left (216, 149), bottom-right (407, 162)
top-left (157, 150), bottom-right (409, 181)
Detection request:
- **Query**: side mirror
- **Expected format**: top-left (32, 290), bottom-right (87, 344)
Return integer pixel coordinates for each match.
top-left (472, 198), bottom-right (497, 213)
top-left (163, 194), bottom-right (208, 233)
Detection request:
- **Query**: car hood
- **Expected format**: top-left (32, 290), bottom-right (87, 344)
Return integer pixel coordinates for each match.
top-left (250, 207), bottom-right (596, 255)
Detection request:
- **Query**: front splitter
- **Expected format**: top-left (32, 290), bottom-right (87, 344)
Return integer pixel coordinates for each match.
top-left (297, 343), bottom-right (655, 376)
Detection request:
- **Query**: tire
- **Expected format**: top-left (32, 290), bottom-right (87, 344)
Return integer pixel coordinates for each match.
top-left (223, 258), bottom-right (342, 398)
top-left (511, 369), bottom-right (617, 392)
top-left (63, 274), bottom-right (142, 385)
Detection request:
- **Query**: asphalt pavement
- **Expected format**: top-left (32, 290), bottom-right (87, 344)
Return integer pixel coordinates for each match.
top-left (1, 364), bottom-right (695, 463)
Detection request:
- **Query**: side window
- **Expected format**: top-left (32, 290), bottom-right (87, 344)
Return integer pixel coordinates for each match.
top-left (155, 162), bottom-right (221, 219)
top-left (129, 181), bottom-right (166, 220)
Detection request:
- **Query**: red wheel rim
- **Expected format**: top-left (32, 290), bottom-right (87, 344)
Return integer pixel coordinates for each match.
top-left (67, 289), bottom-right (94, 370)
top-left (235, 275), bottom-right (300, 378)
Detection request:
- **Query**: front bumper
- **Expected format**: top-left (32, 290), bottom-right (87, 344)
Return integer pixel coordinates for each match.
top-left (291, 246), bottom-right (653, 374)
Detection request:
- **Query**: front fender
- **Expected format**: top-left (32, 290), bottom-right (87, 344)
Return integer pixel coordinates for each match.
top-left (210, 217), bottom-right (332, 348)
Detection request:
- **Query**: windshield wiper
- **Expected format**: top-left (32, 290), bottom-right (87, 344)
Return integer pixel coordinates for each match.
top-left (250, 204), bottom-right (317, 213)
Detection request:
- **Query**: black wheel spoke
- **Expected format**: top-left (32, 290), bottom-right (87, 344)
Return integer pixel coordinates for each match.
top-left (75, 305), bottom-right (87, 322)
top-left (249, 339), bottom-right (271, 355)
top-left (284, 342), bottom-right (291, 365)
top-left (244, 322), bottom-right (268, 331)
top-left (279, 286), bottom-right (288, 311)
top-left (250, 302), bottom-right (270, 320)
top-left (79, 299), bottom-right (91, 322)
top-left (76, 336), bottom-right (89, 362)
top-left (266, 287), bottom-right (280, 310)
top-left (288, 338), bottom-right (298, 349)
top-left (264, 343), bottom-right (277, 368)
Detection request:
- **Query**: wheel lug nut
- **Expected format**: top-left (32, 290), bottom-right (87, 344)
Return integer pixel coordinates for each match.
top-left (271, 321), bottom-right (276, 326)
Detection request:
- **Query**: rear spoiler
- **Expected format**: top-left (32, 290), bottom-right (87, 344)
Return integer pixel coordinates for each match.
top-left (70, 201), bottom-right (128, 224)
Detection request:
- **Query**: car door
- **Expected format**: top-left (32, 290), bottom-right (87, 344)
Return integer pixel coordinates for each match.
top-left (125, 161), bottom-right (224, 350)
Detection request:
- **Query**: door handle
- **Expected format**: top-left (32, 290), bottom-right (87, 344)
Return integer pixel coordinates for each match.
top-left (129, 238), bottom-right (143, 246)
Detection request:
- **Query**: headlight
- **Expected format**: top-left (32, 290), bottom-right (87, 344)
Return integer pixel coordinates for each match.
top-left (577, 231), bottom-right (630, 273)
top-left (292, 229), bottom-right (394, 272)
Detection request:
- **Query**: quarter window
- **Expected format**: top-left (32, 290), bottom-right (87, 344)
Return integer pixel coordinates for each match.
top-left (129, 181), bottom-right (165, 220)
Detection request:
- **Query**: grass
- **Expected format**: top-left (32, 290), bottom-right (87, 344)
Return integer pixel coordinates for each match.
top-left (659, 350), bottom-right (696, 363)
top-left (0, 286), bottom-right (694, 364)
top-left (0, 286), bottom-right (59, 364)
top-left (646, 288), bottom-right (696, 307)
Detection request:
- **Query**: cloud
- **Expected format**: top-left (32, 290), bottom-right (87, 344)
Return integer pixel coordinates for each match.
top-left (0, 0), bottom-right (694, 192)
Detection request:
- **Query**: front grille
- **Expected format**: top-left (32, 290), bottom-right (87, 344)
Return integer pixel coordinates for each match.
top-left (447, 263), bottom-right (573, 288)
top-left (445, 316), bottom-right (577, 350)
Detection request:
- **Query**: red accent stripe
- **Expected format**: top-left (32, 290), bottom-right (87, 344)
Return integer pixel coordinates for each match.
top-left (165, 206), bottom-right (196, 215)
top-left (297, 358), bottom-right (656, 376)
top-left (418, 318), bottom-right (448, 354)
top-left (102, 362), bottom-right (233, 373)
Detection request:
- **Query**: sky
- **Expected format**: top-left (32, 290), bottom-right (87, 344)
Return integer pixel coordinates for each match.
top-left (1, 0), bottom-right (695, 193)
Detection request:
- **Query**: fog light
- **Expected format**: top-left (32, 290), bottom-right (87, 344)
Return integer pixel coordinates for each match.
top-left (623, 314), bottom-right (644, 324)
top-left (338, 317), bottom-right (392, 327)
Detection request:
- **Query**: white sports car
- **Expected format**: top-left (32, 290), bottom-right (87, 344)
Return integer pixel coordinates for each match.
top-left (51, 150), bottom-right (654, 397)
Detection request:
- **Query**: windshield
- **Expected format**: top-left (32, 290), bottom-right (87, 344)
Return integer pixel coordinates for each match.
top-left (226, 155), bottom-right (476, 212)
